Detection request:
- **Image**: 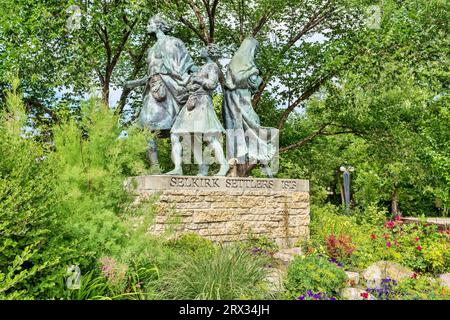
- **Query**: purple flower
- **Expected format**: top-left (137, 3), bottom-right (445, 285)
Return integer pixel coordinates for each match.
top-left (328, 258), bottom-right (343, 267)
top-left (300, 290), bottom-right (337, 301)
top-left (367, 278), bottom-right (396, 300)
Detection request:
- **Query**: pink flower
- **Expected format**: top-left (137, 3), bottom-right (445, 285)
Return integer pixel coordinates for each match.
top-left (415, 236), bottom-right (420, 241)
top-left (394, 215), bottom-right (401, 221)
top-left (411, 273), bottom-right (417, 279)
top-left (384, 221), bottom-right (395, 229)
top-left (382, 234), bottom-right (389, 239)
top-left (416, 245), bottom-right (422, 251)
top-left (100, 256), bottom-right (116, 278)
top-left (99, 256), bottom-right (128, 286)
top-left (386, 241), bottom-right (392, 248)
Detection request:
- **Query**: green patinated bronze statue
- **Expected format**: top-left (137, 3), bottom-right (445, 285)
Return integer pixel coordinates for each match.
top-left (222, 37), bottom-right (279, 177)
top-left (125, 15), bottom-right (197, 174)
top-left (126, 16), bottom-right (277, 178)
top-left (166, 46), bottom-right (229, 176)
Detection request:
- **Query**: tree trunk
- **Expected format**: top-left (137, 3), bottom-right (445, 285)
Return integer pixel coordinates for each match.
top-left (102, 73), bottom-right (110, 107)
top-left (391, 188), bottom-right (400, 216)
top-left (238, 164), bottom-right (251, 177)
top-left (333, 168), bottom-right (341, 204)
top-left (240, 162), bottom-right (260, 177)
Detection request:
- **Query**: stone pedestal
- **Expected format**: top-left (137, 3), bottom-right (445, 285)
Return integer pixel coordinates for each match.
top-left (126, 175), bottom-right (310, 248)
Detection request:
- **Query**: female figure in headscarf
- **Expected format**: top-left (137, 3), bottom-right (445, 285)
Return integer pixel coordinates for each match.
top-left (125, 15), bottom-right (197, 173)
top-left (222, 37), bottom-right (279, 177)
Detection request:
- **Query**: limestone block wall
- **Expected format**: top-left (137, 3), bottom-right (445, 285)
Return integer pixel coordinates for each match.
top-left (127, 175), bottom-right (310, 248)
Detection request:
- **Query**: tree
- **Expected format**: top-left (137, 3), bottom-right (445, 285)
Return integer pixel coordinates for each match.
top-left (0, 0), bottom-right (160, 119)
top-left (278, 0), bottom-right (449, 215)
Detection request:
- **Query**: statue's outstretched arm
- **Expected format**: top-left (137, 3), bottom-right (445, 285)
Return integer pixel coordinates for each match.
top-left (125, 76), bottom-right (150, 90)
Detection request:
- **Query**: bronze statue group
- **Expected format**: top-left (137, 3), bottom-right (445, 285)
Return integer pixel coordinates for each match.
top-left (125, 15), bottom-right (278, 178)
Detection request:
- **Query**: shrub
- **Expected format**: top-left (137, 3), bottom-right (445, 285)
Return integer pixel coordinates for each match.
top-left (310, 204), bottom-right (375, 242)
top-left (354, 204), bottom-right (388, 226)
top-left (422, 236), bottom-right (450, 274)
top-left (0, 84), bottom-right (157, 299)
top-left (391, 276), bottom-right (450, 300)
top-left (167, 233), bottom-right (216, 256)
top-left (284, 255), bottom-right (347, 300)
top-left (160, 245), bottom-right (270, 300)
top-left (245, 234), bottom-right (279, 254)
top-left (49, 98), bottom-right (152, 267)
top-left (0, 83), bottom-right (64, 298)
top-left (310, 204), bottom-right (450, 274)
top-left (325, 234), bottom-right (355, 264)
top-left (309, 204), bottom-right (387, 268)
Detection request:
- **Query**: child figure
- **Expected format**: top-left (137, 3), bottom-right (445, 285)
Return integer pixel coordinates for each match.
top-left (166, 46), bottom-right (229, 176)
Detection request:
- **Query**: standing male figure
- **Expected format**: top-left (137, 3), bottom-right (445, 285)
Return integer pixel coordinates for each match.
top-left (125, 15), bottom-right (197, 173)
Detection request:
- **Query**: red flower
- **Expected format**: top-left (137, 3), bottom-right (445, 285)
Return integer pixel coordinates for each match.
top-left (386, 241), bottom-right (392, 248)
top-left (371, 233), bottom-right (376, 239)
top-left (416, 245), bottom-right (422, 251)
top-left (384, 221), bottom-right (395, 229)
top-left (411, 273), bottom-right (417, 279)
top-left (394, 215), bottom-right (401, 221)
top-left (360, 292), bottom-right (369, 299)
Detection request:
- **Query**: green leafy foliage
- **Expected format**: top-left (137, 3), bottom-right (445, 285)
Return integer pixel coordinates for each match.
top-left (0, 83), bottom-right (63, 298)
top-left (284, 255), bottom-right (347, 299)
top-left (48, 98), bottom-right (152, 269)
top-left (167, 233), bottom-right (216, 256)
top-left (309, 204), bottom-right (450, 274)
top-left (0, 84), bottom-right (156, 298)
top-left (392, 276), bottom-right (450, 300)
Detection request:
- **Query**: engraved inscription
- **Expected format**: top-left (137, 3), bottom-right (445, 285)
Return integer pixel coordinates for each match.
top-left (170, 177), bottom-right (220, 188)
top-left (225, 179), bottom-right (274, 189)
top-left (281, 180), bottom-right (297, 190)
top-left (129, 175), bottom-right (309, 193)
